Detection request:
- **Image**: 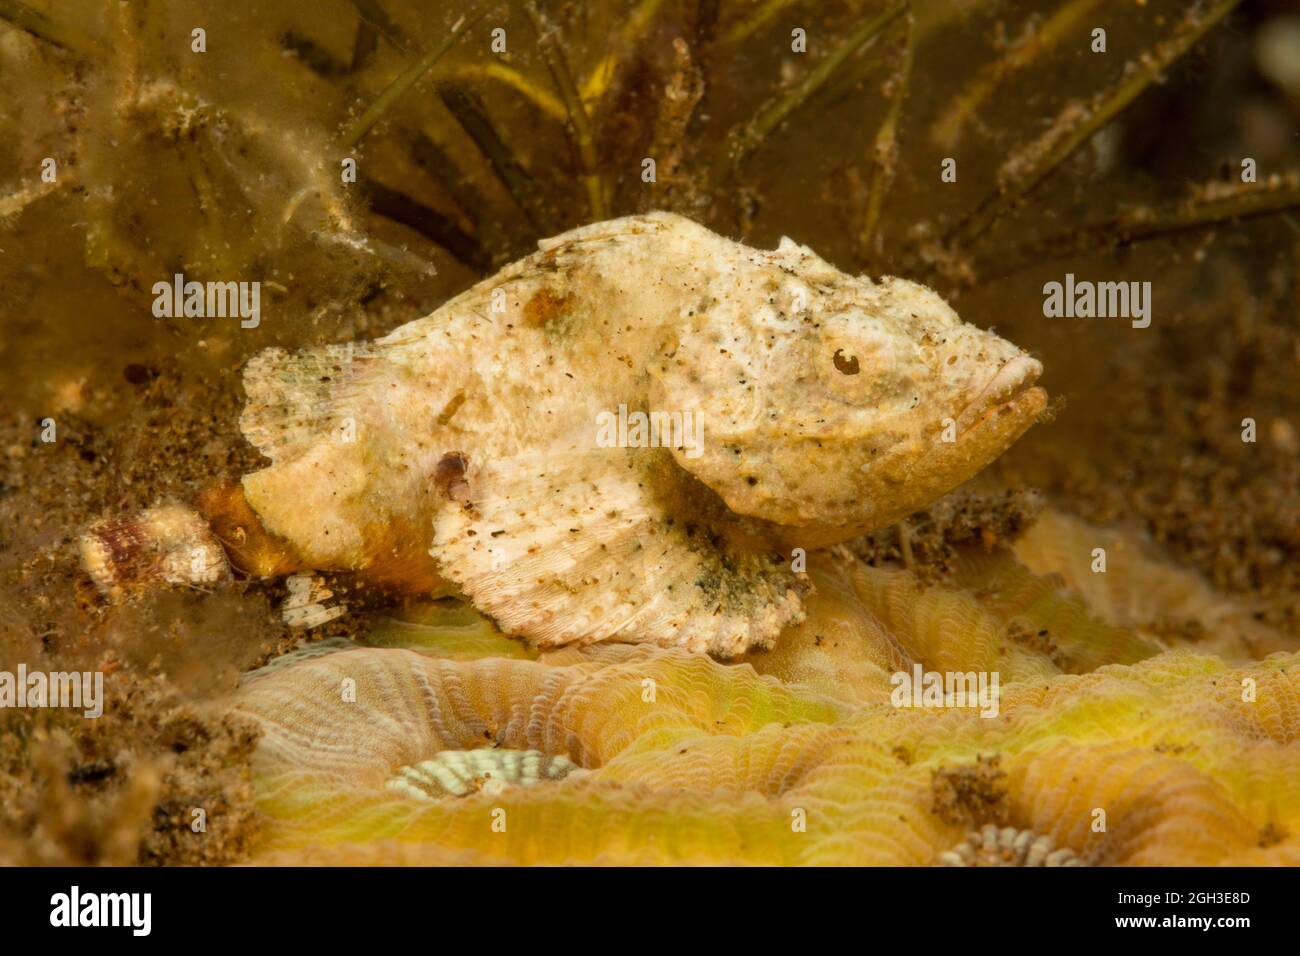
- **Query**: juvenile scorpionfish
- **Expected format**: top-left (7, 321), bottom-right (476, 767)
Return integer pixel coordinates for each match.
top-left (83, 212), bottom-right (1046, 657)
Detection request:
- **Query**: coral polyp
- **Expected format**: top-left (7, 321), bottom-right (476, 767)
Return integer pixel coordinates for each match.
top-left (385, 750), bottom-right (580, 800)
top-left (936, 825), bottom-right (1085, 867)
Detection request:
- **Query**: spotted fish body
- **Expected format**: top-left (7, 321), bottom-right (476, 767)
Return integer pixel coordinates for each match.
top-left (165, 213), bottom-right (1046, 656)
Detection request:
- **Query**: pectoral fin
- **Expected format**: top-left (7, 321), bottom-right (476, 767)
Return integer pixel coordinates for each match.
top-left (431, 450), bottom-right (807, 657)
top-left (238, 343), bottom-right (445, 591)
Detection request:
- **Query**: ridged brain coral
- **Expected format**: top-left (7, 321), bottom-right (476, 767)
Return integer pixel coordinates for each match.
top-left (230, 510), bottom-right (1300, 865)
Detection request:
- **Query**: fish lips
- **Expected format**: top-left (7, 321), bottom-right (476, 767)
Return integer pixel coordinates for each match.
top-left (955, 355), bottom-right (1045, 431)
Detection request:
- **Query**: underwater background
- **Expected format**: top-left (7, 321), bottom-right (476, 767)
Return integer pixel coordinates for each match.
top-left (1, 0), bottom-right (1298, 865)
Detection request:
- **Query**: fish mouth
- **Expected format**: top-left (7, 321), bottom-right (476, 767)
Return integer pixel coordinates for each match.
top-left (956, 354), bottom-right (1044, 429)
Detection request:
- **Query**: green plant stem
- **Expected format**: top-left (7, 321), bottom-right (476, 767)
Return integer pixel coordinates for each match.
top-left (523, 0), bottom-right (607, 219)
top-left (948, 0), bottom-right (1244, 248)
top-left (730, 0), bottom-right (909, 164)
top-left (439, 82), bottom-right (552, 234)
top-left (858, 10), bottom-right (915, 263)
top-left (975, 176), bottom-right (1300, 279)
top-left (0, 0), bottom-right (95, 53)
top-left (578, 0), bottom-right (671, 103)
top-left (718, 0), bottom-right (801, 46)
top-left (348, 0), bottom-right (410, 53)
top-left (363, 180), bottom-right (490, 271)
top-left (343, 8), bottom-right (483, 149)
top-left (930, 0), bottom-right (1105, 150)
top-left (445, 62), bottom-right (567, 121)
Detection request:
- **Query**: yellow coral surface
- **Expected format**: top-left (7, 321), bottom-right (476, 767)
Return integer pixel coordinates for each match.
top-left (231, 511), bottom-right (1300, 865)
